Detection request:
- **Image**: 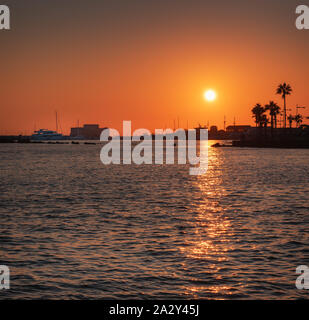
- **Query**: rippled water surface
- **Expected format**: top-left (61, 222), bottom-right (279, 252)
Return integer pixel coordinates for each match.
top-left (1, 142), bottom-right (309, 299)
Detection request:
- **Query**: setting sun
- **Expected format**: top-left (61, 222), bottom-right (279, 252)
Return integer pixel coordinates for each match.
top-left (204, 90), bottom-right (217, 102)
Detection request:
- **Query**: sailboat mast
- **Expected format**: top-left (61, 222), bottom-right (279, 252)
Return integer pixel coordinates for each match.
top-left (55, 111), bottom-right (58, 132)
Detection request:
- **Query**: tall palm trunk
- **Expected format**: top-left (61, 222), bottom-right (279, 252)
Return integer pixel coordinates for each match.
top-left (276, 83), bottom-right (292, 130)
top-left (283, 95), bottom-right (286, 129)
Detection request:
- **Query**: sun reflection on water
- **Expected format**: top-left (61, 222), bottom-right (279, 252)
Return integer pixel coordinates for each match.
top-left (181, 142), bottom-right (236, 298)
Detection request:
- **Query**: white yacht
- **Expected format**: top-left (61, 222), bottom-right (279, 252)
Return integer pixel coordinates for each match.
top-left (31, 129), bottom-right (64, 141)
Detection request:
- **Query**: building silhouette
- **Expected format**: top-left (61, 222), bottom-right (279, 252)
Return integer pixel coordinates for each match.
top-left (70, 124), bottom-right (108, 140)
top-left (226, 125), bottom-right (251, 133)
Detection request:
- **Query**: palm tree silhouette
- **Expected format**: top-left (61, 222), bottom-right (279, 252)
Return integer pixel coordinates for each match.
top-left (265, 101), bottom-right (280, 131)
top-left (260, 114), bottom-right (269, 127)
top-left (287, 114), bottom-right (294, 129)
top-left (276, 83), bottom-right (292, 129)
top-left (273, 104), bottom-right (280, 129)
top-left (251, 103), bottom-right (265, 128)
top-left (294, 114), bottom-right (303, 128)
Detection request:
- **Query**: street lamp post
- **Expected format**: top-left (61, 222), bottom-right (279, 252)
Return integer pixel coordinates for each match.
top-left (296, 105), bottom-right (306, 115)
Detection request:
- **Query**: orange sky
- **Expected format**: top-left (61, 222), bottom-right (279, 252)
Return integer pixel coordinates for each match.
top-left (1, 0), bottom-right (308, 135)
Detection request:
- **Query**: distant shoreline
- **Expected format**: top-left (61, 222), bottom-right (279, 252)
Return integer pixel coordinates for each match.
top-left (1, 134), bottom-right (309, 149)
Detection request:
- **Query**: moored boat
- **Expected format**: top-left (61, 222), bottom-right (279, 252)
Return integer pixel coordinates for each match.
top-left (31, 129), bottom-right (64, 141)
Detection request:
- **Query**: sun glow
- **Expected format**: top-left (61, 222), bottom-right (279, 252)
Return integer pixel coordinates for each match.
top-left (204, 90), bottom-right (217, 102)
